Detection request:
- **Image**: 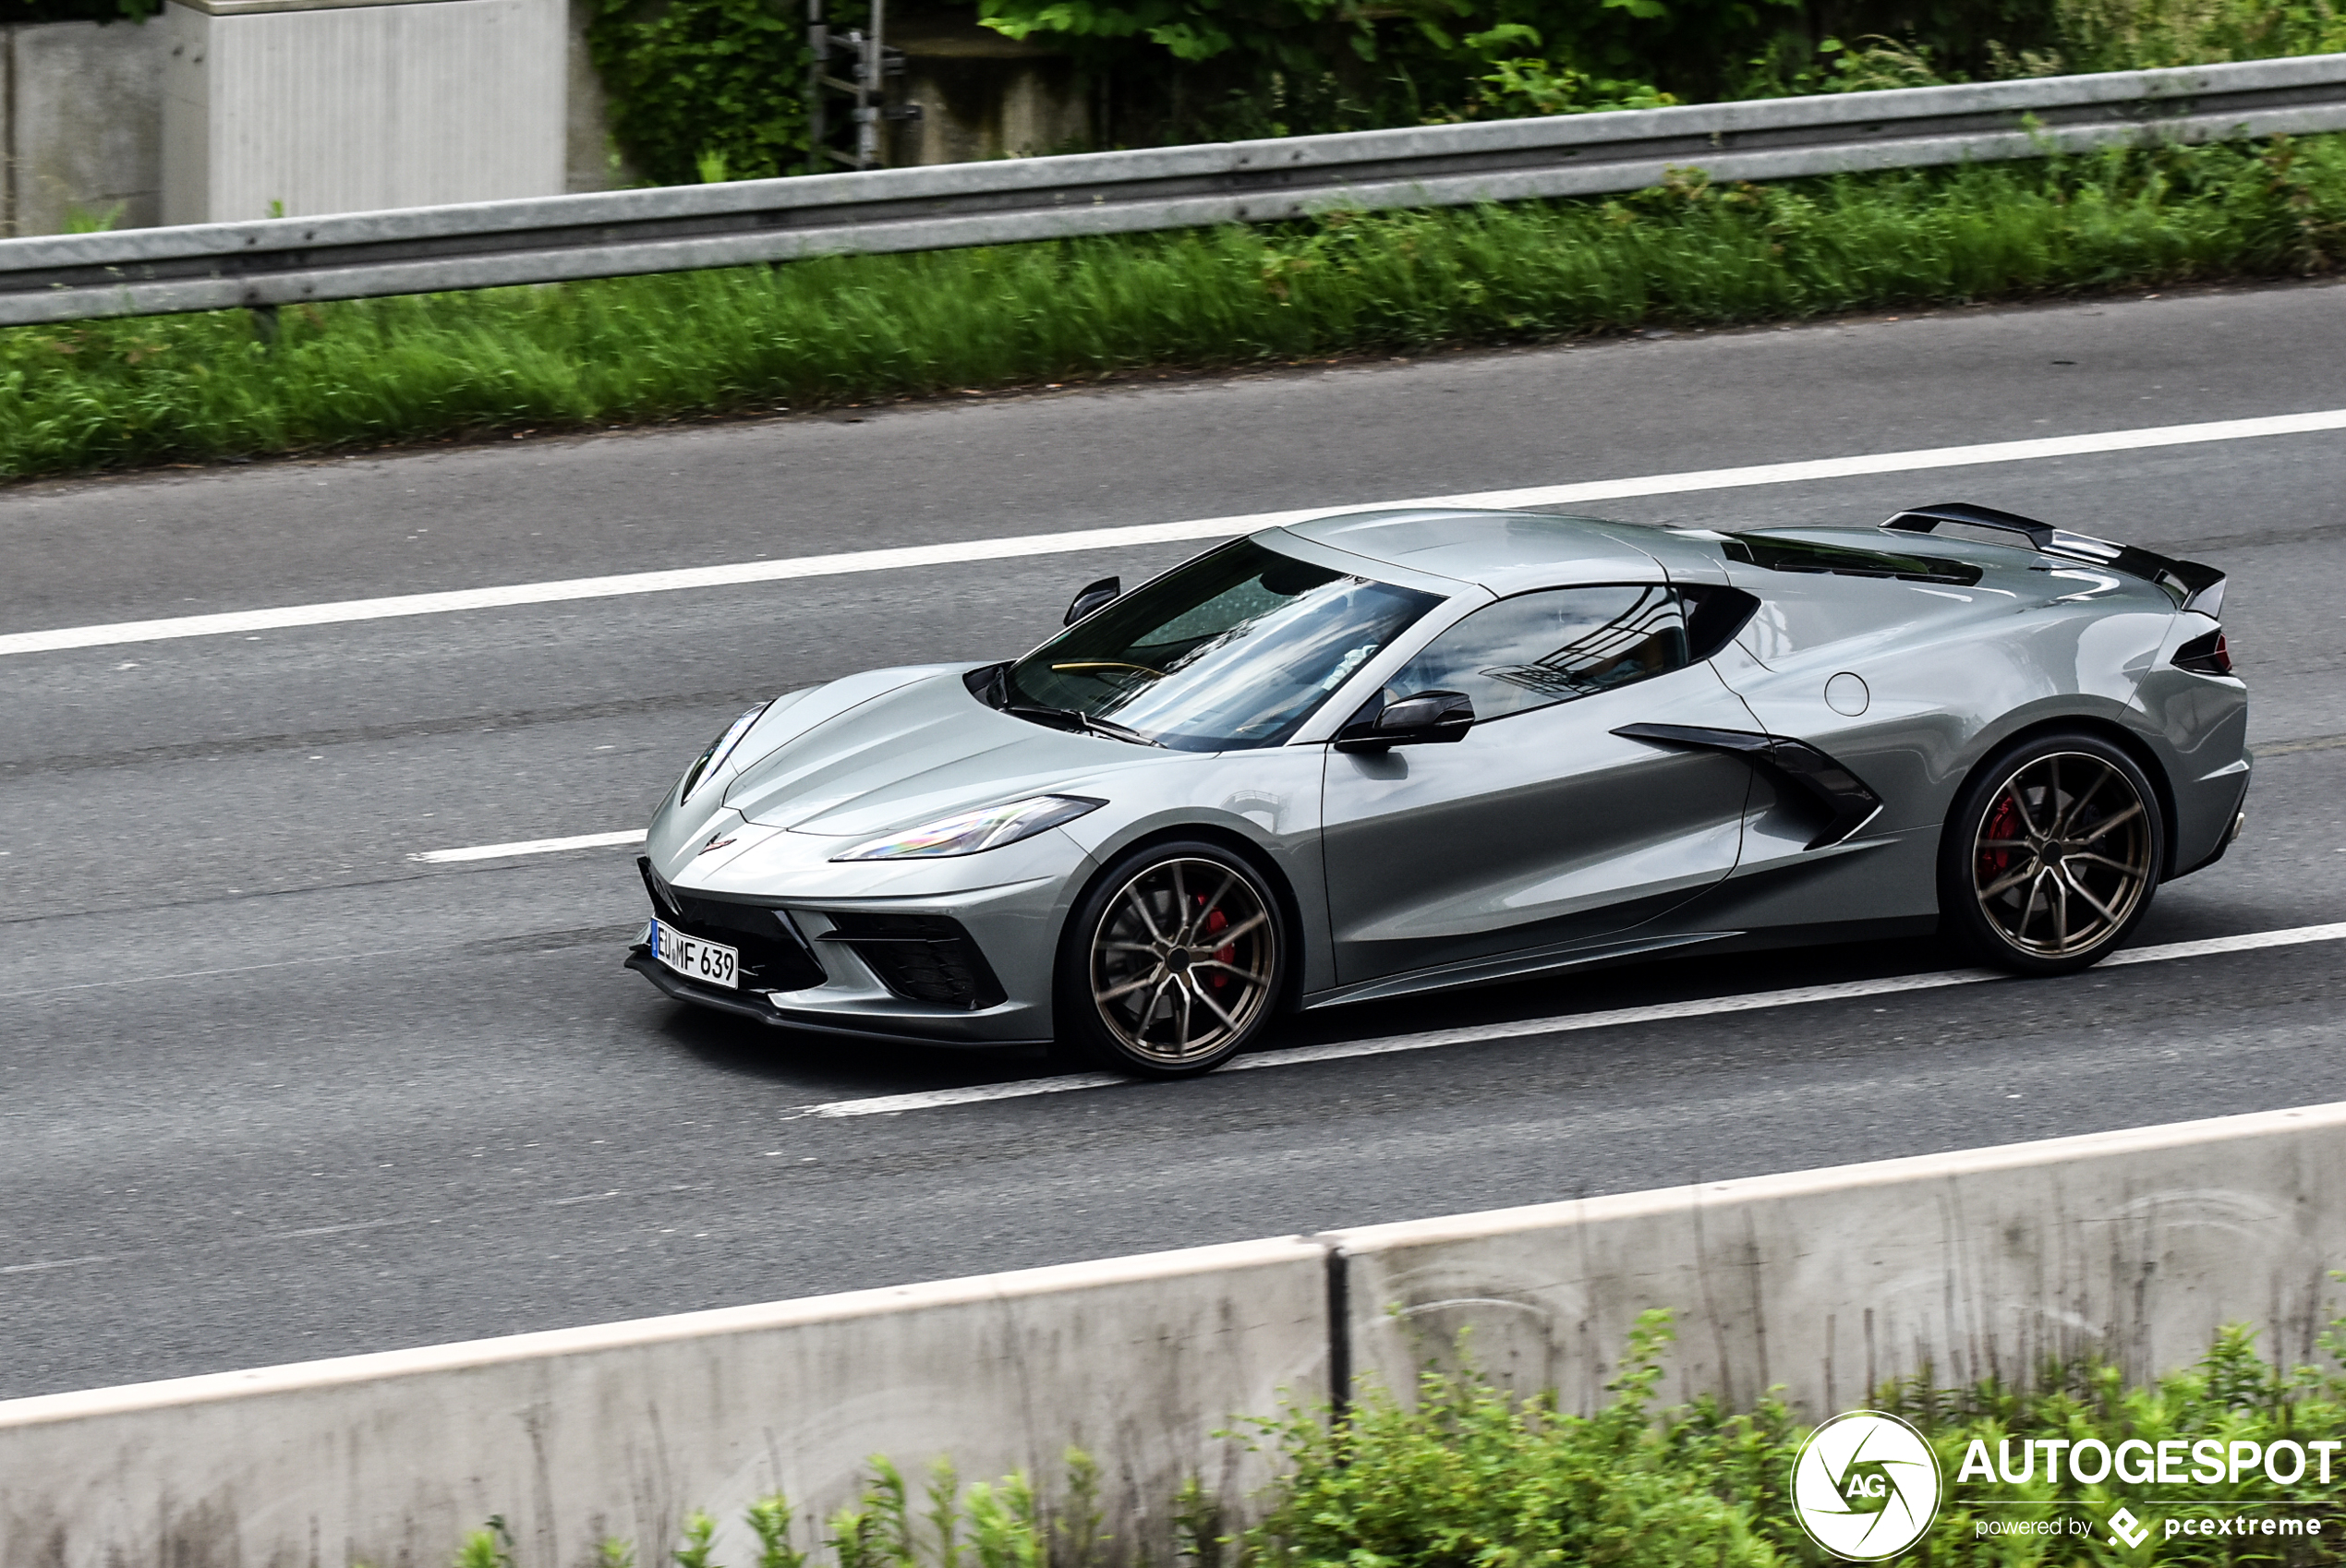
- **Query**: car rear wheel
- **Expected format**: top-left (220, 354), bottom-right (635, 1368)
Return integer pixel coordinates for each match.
top-left (1055, 841), bottom-right (1286, 1078)
top-left (1939, 731), bottom-right (2164, 975)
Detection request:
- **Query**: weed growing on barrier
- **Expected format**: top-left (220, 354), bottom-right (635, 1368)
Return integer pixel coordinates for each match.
top-left (18, 132), bottom-right (2340, 482)
top-left (545, 1457), bottom-right (1065, 1568)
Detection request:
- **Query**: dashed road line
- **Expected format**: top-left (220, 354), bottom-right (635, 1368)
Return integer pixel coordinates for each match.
top-left (410, 829), bottom-right (647, 863)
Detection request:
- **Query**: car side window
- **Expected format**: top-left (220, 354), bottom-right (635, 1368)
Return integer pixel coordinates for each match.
top-left (1385, 585), bottom-right (1689, 722)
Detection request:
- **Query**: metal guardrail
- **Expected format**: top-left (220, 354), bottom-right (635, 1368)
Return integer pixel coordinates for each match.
top-left (8, 52), bottom-right (2346, 327)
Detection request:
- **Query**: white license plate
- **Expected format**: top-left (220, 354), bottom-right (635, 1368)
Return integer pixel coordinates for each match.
top-left (650, 919), bottom-right (738, 990)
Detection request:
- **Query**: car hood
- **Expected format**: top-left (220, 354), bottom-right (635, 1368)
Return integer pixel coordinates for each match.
top-left (722, 669), bottom-right (1156, 837)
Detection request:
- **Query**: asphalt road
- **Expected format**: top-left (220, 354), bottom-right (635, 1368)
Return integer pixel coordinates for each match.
top-left (4, 281), bottom-right (2343, 1400)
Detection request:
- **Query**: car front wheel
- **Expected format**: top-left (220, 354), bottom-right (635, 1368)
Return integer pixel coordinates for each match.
top-left (1939, 731), bottom-right (2164, 975)
top-left (1055, 841), bottom-right (1286, 1078)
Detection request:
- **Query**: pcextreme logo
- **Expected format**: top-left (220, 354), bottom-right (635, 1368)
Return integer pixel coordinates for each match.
top-left (1791, 1411), bottom-right (1944, 1561)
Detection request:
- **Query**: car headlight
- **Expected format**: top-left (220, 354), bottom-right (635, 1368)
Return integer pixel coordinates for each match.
top-left (831, 795), bottom-right (1104, 862)
top-left (679, 702), bottom-right (770, 802)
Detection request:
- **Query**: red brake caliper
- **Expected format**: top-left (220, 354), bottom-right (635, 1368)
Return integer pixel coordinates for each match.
top-left (1204, 905), bottom-right (1232, 992)
top-left (1980, 795), bottom-right (2021, 886)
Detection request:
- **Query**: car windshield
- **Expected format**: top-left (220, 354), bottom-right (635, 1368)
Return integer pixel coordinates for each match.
top-left (998, 539), bottom-right (1444, 752)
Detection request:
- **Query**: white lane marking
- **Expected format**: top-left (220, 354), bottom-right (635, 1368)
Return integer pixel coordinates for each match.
top-left (800, 920), bottom-right (2346, 1117)
top-left (409, 829), bottom-right (647, 863)
top-left (817, 1074), bottom-right (1135, 1116)
top-left (0, 1254), bottom-right (112, 1276)
top-left (8, 407), bottom-right (2344, 659)
top-left (2097, 923), bottom-right (2346, 964)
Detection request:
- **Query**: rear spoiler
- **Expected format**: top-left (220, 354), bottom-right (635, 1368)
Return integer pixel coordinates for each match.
top-left (1882, 501), bottom-right (2225, 617)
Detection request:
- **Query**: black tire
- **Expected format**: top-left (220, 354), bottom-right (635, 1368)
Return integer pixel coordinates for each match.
top-left (1053, 839), bottom-right (1288, 1079)
top-left (1938, 730), bottom-right (2165, 976)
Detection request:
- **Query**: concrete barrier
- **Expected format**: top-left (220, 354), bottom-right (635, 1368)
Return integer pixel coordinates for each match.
top-left (0, 1237), bottom-right (1329, 1568)
top-left (0, 0), bottom-right (622, 239)
top-left (161, 0), bottom-right (569, 226)
top-left (5, 1103), bottom-right (2344, 1568)
top-left (1336, 1104), bottom-right (2346, 1418)
top-left (0, 18), bottom-right (166, 236)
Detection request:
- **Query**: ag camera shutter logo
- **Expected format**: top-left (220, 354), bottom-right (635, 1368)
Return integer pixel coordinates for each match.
top-left (1791, 1411), bottom-right (1944, 1560)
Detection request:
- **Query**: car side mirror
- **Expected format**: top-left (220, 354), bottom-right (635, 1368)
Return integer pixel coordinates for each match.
top-left (1335, 690), bottom-right (1475, 753)
top-left (1064, 576), bottom-right (1120, 626)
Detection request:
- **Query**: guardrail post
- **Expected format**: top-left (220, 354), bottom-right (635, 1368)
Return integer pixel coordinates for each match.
top-left (1322, 1237), bottom-right (1352, 1426)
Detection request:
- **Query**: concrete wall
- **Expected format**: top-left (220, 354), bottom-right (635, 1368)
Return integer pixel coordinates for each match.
top-left (4, 1104), bottom-right (2343, 1568)
top-left (162, 0), bottom-right (567, 225)
top-left (1, 1), bottom-right (1077, 236)
top-left (562, 0), bottom-right (628, 192)
top-left (1, 0), bottom-right (618, 238)
top-left (1339, 1106), bottom-right (2346, 1421)
top-left (1, 18), bottom-right (168, 235)
top-left (0, 1238), bottom-right (1329, 1568)
top-left (888, 12), bottom-right (1089, 167)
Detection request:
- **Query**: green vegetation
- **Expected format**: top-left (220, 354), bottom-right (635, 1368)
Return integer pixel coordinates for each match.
top-left (1251, 1311), bottom-right (1789, 1567)
top-left (442, 1312), bottom-right (2346, 1568)
top-left (448, 1459), bottom-right (1060, 1568)
top-left (1252, 1312), bottom-right (2346, 1564)
top-left (585, 0), bottom-right (817, 187)
top-left (9, 132), bottom-right (2343, 480)
top-left (578, 0), bottom-right (2346, 173)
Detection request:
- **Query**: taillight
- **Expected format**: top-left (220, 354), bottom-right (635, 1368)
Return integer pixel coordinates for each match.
top-left (2173, 628), bottom-right (2232, 676)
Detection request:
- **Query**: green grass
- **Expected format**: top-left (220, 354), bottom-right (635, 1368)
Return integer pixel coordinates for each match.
top-left (11, 133), bottom-right (2345, 480)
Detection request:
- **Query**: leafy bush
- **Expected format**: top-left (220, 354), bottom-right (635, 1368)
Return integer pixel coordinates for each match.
top-left (466, 1458), bottom-right (1055, 1568)
top-left (1448, 27), bottom-right (1681, 120)
top-left (580, 0), bottom-right (2342, 167)
top-left (1249, 1313), bottom-right (2346, 1565)
top-left (586, 0), bottom-right (814, 187)
top-left (1247, 1311), bottom-right (1787, 1568)
top-left (2050, 0), bottom-right (2346, 70)
top-left (969, 0), bottom-right (1729, 141)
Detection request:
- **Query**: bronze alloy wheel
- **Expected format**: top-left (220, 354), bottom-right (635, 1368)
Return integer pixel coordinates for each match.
top-left (1969, 749), bottom-right (2154, 960)
top-left (1086, 855), bottom-right (1278, 1069)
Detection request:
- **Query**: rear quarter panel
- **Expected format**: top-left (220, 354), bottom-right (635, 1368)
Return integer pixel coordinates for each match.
top-left (1713, 542), bottom-right (2177, 919)
top-left (2134, 609), bottom-right (2252, 872)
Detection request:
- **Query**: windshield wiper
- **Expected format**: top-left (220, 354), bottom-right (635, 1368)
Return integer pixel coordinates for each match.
top-left (1004, 704), bottom-right (1165, 748)
top-left (1077, 713), bottom-right (1166, 748)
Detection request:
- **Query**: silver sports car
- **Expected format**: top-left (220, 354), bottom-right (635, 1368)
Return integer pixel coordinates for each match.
top-left (628, 503), bottom-right (2248, 1078)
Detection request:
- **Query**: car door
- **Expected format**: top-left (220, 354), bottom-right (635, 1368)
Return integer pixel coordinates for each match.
top-left (1320, 583), bottom-right (1759, 987)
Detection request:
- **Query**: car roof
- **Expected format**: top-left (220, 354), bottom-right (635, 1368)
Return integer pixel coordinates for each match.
top-left (1276, 508), bottom-right (1672, 594)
